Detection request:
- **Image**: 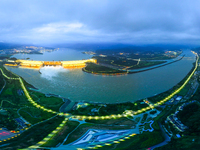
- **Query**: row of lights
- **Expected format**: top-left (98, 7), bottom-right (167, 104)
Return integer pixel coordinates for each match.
top-left (0, 133), bottom-right (21, 143)
top-left (0, 71), bottom-right (29, 144)
top-left (0, 70), bottom-right (62, 147)
top-left (28, 118), bottom-right (68, 149)
top-left (0, 128), bottom-right (21, 143)
top-left (78, 133), bottom-right (137, 150)
top-left (167, 116), bottom-right (184, 132)
top-left (0, 115), bottom-right (61, 147)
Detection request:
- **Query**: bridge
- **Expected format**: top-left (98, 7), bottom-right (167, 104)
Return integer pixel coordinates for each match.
top-left (15, 59), bottom-right (97, 68)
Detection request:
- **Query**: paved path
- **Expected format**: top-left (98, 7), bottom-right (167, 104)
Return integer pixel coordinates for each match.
top-left (149, 122), bottom-right (171, 149)
top-left (0, 78), bottom-right (6, 94)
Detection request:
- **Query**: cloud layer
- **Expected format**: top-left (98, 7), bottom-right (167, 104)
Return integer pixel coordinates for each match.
top-left (1, 0), bottom-right (200, 45)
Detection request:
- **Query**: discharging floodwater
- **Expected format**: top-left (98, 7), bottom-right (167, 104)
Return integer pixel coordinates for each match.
top-left (8, 49), bottom-right (195, 103)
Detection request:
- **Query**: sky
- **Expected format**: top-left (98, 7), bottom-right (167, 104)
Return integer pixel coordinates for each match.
top-left (1, 0), bottom-right (200, 46)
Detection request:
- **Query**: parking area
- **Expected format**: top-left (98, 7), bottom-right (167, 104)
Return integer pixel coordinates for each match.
top-left (0, 129), bottom-right (16, 141)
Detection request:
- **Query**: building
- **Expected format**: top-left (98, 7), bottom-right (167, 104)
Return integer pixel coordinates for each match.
top-left (176, 96), bottom-right (182, 101)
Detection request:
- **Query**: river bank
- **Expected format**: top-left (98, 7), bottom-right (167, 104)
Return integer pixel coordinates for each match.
top-left (128, 54), bottom-right (185, 74)
top-left (82, 54), bottom-right (184, 76)
top-left (82, 66), bottom-right (128, 76)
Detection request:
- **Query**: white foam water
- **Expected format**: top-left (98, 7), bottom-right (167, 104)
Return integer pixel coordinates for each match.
top-left (40, 66), bottom-right (69, 80)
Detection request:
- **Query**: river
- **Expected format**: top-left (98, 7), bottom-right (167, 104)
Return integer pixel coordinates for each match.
top-left (7, 49), bottom-right (195, 103)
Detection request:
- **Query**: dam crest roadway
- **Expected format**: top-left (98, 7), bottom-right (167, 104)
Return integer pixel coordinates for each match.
top-left (15, 59), bottom-right (97, 68)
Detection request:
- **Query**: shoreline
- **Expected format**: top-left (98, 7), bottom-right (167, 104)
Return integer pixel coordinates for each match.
top-left (82, 67), bottom-right (128, 76)
top-left (82, 55), bottom-right (185, 76)
top-left (128, 54), bottom-right (185, 74)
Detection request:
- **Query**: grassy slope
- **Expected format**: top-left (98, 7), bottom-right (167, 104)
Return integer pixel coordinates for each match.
top-left (1, 116), bottom-right (64, 150)
top-left (84, 63), bottom-right (125, 74)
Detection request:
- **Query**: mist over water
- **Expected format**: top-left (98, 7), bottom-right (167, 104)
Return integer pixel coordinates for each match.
top-left (40, 66), bottom-right (69, 80)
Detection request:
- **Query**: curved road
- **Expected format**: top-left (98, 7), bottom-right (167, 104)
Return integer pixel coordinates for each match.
top-left (149, 122), bottom-right (171, 149)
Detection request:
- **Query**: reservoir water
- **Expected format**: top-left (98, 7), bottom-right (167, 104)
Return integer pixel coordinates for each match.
top-left (8, 49), bottom-right (196, 103)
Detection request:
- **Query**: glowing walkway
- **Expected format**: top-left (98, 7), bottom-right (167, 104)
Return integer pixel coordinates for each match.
top-left (27, 118), bottom-right (68, 149)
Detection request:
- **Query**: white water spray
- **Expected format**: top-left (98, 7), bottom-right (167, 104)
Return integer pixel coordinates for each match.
top-left (39, 66), bottom-right (69, 80)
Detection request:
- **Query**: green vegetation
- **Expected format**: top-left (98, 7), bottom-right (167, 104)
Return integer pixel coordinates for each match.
top-left (86, 117), bottom-right (136, 127)
top-left (134, 117), bottom-right (141, 123)
top-left (128, 60), bottom-right (166, 69)
top-left (95, 131), bottom-right (164, 150)
top-left (0, 116), bottom-right (64, 150)
top-left (110, 58), bottom-right (166, 69)
top-left (155, 136), bottom-right (200, 150)
top-left (178, 83), bottom-right (191, 96)
top-left (92, 50), bottom-right (178, 71)
top-left (141, 55), bottom-right (177, 60)
top-left (152, 106), bottom-right (171, 130)
top-left (68, 104), bottom-right (100, 116)
top-left (150, 110), bottom-right (157, 114)
top-left (190, 83), bottom-right (200, 100)
top-left (3, 88), bottom-right (13, 95)
top-left (112, 59), bottom-right (138, 66)
top-left (0, 55), bottom-right (12, 60)
top-left (99, 101), bottom-right (148, 116)
top-left (41, 121), bottom-right (80, 147)
top-left (0, 64), bottom-right (18, 78)
top-left (141, 113), bottom-right (148, 123)
top-left (92, 56), bottom-right (118, 64)
top-left (69, 101), bottom-right (148, 116)
top-left (0, 64), bottom-right (55, 130)
top-left (63, 123), bottom-right (93, 145)
top-left (84, 62), bottom-right (125, 74)
top-left (0, 67), bottom-right (29, 129)
top-left (8, 57), bottom-right (17, 61)
top-left (156, 94), bottom-right (200, 150)
top-left (30, 91), bottom-right (64, 112)
top-left (177, 103), bottom-right (200, 135)
top-left (19, 107), bottom-right (54, 124)
top-left (144, 122), bottom-right (152, 130)
top-left (0, 113), bottom-right (18, 130)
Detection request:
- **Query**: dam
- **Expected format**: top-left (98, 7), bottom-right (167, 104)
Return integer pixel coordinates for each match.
top-left (14, 59), bottom-right (97, 69)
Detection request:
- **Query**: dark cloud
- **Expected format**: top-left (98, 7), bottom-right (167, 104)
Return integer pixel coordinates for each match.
top-left (0, 0), bottom-right (200, 45)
